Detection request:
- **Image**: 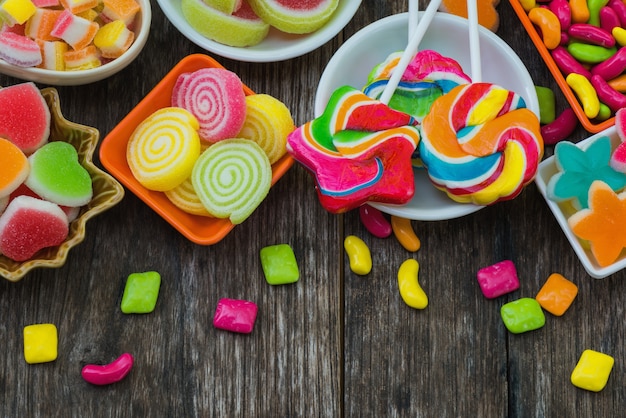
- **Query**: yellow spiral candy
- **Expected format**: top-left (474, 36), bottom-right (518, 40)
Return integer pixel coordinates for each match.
top-left (127, 107), bottom-right (201, 191)
top-left (164, 177), bottom-right (213, 217)
top-left (238, 94), bottom-right (294, 164)
top-left (191, 138), bottom-right (271, 224)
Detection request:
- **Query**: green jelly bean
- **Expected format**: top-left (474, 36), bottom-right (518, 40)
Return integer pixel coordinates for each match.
top-left (587, 0), bottom-right (609, 26)
top-left (596, 103), bottom-right (612, 120)
top-left (535, 86), bottom-right (556, 124)
top-left (500, 298), bottom-right (546, 334)
top-left (121, 271), bottom-right (161, 314)
top-left (567, 42), bottom-right (617, 63)
top-left (260, 244), bottom-right (300, 285)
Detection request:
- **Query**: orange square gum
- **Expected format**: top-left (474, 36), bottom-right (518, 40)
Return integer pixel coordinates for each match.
top-left (535, 273), bottom-right (578, 316)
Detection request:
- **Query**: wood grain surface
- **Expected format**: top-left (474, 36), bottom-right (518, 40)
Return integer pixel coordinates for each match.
top-left (1, 1), bottom-right (624, 417)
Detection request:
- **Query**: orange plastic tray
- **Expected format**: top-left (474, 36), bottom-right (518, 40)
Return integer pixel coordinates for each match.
top-left (509, 0), bottom-right (615, 133)
top-left (99, 54), bottom-right (294, 245)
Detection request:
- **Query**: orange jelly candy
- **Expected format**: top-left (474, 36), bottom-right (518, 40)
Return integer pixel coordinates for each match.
top-left (535, 273), bottom-right (578, 316)
top-left (568, 180), bottom-right (626, 267)
top-left (0, 137), bottom-right (29, 198)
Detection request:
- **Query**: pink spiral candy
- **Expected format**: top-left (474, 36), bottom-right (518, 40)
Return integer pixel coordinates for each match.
top-left (171, 68), bottom-right (247, 143)
top-left (419, 83), bottom-right (544, 206)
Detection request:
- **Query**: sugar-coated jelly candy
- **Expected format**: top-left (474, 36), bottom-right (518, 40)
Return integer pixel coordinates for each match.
top-left (500, 298), bottom-right (545, 334)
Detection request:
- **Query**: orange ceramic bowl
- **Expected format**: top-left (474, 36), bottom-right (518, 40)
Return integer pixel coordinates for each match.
top-left (99, 54), bottom-right (294, 245)
top-left (510, 0), bottom-right (615, 133)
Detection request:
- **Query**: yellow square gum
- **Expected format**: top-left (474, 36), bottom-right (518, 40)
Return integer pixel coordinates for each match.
top-left (23, 323), bottom-right (58, 364)
top-left (0, 0), bottom-right (37, 26)
top-left (571, 349), bottom-right (614, 392)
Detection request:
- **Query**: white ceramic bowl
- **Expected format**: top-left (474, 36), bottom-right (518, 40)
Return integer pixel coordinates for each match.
top-left (0, 0), bottom-right (151, 86)
top-left (156, 0), bottom-right (361, 62)
top-left (535, 126), bottom-right (625, 279)
top-left (316, 12), bottom-right (540, 221)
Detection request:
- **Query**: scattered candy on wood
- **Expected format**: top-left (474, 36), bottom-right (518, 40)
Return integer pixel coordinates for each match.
top-left (344, 235), bottom-right (372, 276)
top-left (571, 349), bottom-right (614, 392)
top-left (397, 259), bottom-right (428, 309)
top-left (213, 298), bottom-right (258, 334)
top-left (359, 204), bottom-right (392, 239)
top-left (260, 244), bottom-right (299, 285)
top-left (391, 215), bottom-right (420, 252)
top-left (476, 260), bottom-right (520, 299)
top-left (81, 353), bottom-right (134, 385)
top-left (535, 273), bottom-right (578, 316)
top-left (23, 323), bottom-right (58, 364)
top-left (500, 298), bottom-right (546, 334)
top-left (120, 271), bottom-right (162, 314)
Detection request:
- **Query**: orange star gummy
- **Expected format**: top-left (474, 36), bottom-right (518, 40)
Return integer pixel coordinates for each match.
top-left (568, 180), bottom-right (626, 267)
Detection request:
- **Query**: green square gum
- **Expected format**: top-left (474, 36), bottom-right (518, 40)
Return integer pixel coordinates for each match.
top-left (121, 271), bottom-right (161, 314)
top-left (500, 298), bottom-right (545, 334)
top-left (260, 244), bottom-right (299, 285)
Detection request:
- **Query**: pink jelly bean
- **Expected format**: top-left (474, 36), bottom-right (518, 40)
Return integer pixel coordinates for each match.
top-left (591, 46), bottom-right (626, 80)
top-left (81, 353), bottom-right (134, 386)
top-left (591, 74), bottom-right (626, 111)
top-left (568, 23), bottom-right (616, 47)
top-left (476, 260), bottom-right (520, 299)
top-left (359, 204), bottom-right (392, 238)
top-left (608, 0), bottom-right (626, 26)
top-left (600, 5), bottom-right (621, 32)
top-left (551, 46), bottom-right (592, 78)
top-left (540, 108), bottom-right (578, 144)
top-left (549, 0), bottom-right (572, 30)
top-left (213, 298), bottom-right (258, 334)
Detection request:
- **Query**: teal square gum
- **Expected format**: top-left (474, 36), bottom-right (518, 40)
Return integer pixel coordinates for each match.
top-left (260, 244), bottom-right (299, 285)
top-left (121, 271), bottom-right (161, 314)
top-left (500, 298), bottom-right (545, 334)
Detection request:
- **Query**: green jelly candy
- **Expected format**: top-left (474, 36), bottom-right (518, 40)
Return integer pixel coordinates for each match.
top-left (260, 244), bottom-right (299, 285)
top-left (121, 271), bottom-right (161, 314)
top-left (535, 86), bottom-right (556, 125)
top-left (500, 298), bottom-right (545, 334)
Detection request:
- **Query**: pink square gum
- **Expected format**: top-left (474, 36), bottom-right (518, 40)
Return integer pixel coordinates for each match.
top-left (476, 260), bottom-right (520, 299)
top-left (213, 298), bottom-right (258, 334)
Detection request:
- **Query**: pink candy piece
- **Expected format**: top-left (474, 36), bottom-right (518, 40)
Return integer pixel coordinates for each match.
top-left (0, 31), bottom-right (41, 67)
top-left (81, 353), bottom-right (134, 385)
top-left (615, 108), bottom-right (626, 142)
top-left (590, 74), bottom-right (626, 112)
top-left (213, 298), bottom-right (258, 334)
top-left (551, 46), bottom-right (592, 79)
top-left (476, 260), bottom-right (520, 299)
top-left (50, 9), bottom-right (98, 50)
top-left (541, 107), bottom-right (578, 145)
top-left (359, 204), bottom-right (392, 238)
top-left (610, 142), bottom-right (626, 172)
top-left (0, 82), bottom-right (50, 154)
top-left (591, 47), bottom-right (626, 81)
top-left (171, 68), bottom-right (246, 143)
top-left (0, 195), bottom-right (69, 261)
top-left (599, 6), bottom-right (621, 32)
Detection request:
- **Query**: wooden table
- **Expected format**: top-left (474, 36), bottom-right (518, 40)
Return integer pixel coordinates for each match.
top-left (2, 1), bottom-right (624, 417)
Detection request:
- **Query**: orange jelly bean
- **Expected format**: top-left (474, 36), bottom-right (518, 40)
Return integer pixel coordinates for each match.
top-left (535, 273), bottom-right (578, 316)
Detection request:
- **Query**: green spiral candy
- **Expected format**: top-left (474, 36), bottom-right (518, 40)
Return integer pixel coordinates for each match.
top-left (192, 138), bottom-right (271, 224)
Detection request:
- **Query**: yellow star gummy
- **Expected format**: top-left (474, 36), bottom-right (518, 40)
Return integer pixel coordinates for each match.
top-left (568, 180), bottom-right (626, 267)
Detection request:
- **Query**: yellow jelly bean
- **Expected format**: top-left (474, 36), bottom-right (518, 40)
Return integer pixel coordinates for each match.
top-left (613, 27), bottom-right (626, 47)
top-left (344, 235), bottom-right (372, 275)
top-left (528, 7), bottom-right (561, 50)
top-left (520, 0), bottom-right (536, 11)
top-left (397, 259), bottom-right (428, 309)
top-left (566, 73), bottom-right (600, 118)
top-left (391, 215), bottom-right (421, 252)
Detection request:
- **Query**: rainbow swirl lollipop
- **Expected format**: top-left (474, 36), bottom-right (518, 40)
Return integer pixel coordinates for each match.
top-left (286, 86), bottom-right (420, 213)
top-left (419, 82), bottom-right (544, 205)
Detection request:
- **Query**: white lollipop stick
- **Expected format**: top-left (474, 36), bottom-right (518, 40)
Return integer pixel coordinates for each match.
top-left (467, 0), bottom-right (482, 82)
top-left (379, 0), bottom-right (443, 105)
top-left (408, 0), bottom-right (419, 41)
